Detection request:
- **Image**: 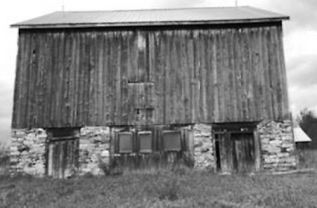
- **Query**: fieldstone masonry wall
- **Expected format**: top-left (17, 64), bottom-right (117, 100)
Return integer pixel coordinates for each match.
top-left (79, 127), bottom-right (111, 175)
top-left (193, 124), bottom-right (215, 171)
top-left (10, 121), bottom-right (297, 176)
top-left (10, 129), bottom-right (47, 176)
top-left (258, 120), bottom-right (297, 172)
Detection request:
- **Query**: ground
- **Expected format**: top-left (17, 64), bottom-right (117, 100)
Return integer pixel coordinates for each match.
top-left (0, 169), bottom-right (317, 208)
top-left (1, 143), bottom-right (317, 208)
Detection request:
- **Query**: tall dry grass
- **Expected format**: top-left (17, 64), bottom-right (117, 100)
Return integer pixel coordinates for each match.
top-left (0, 143), bottom-right (10, 176)
top-left (297, 148), bottom-right (317, 169)
top-left (0, 169), bottom-right (317, 208)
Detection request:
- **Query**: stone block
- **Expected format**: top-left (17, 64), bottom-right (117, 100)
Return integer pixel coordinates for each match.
top-left (258, 120), bottom-right (297, 171)
top-left (10, 128), bottom-right (47, 177)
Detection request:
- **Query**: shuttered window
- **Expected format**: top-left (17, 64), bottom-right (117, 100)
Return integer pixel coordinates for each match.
top-left (114, 129), bottom-right (184, 154)
top-left (111, 127), bottom-right (193, 169)
top-left (138, 131), bottom-right (152, 153)
top-left (162, 130), bottom-right (181, 151)
top-left (118, 132), bottom-right (133, 153)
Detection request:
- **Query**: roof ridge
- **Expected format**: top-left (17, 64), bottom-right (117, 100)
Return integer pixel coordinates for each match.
top-left (57, 6), bottom-right (249, 13)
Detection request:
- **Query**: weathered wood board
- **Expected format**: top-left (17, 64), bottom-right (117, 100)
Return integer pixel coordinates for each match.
top-left (12, 23), bottom-right (289, 128)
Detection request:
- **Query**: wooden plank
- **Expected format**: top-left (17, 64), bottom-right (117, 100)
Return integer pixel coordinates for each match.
top-left (205, 30), bottom-right (212, 122)
top-left (12, 26), bottom-right (290, 128)
top-left (63, 32), bottom-right (72, 126)
top-left (154, 31), bottom-right (164, 124)
top-left (37, 33), bottom-right (46, 126)
top-left (12, 33), bottom-right (22, 128)
top-left (48, 143), bottom-right (53, 176)
top-left (229, 29), bottom-right (238, 121)
top-left (184, 31), bottom-right (193, 122)
top-left (218, 29), bottom-right (225, 122)
top-left (210, 30), bottom-right (218, 122)
top-left (68, 32), bottom-right (76, 125)
top-left (192, 30), bottom-right (199, 123)
top-left (276, 25), bottom-right (289, 119)
top-left (262, 27), bottom-right (271, 119)
top-left (199, 30), bottom-right (207, 122)
top-left (56, 32), bottom-right (65, 126)
top-left (272, 26), bottom-right (284, 120)
top-left (267, 27), bottom-right (277, 120)
top-left (13, 32), bottom-right (24, 127)
top-left (87, 32), bottom-right (96, 125)
top-left (240, 28), bottom-right (248, 121)
top-left (115, 32), bottom-right (122, 124)
top-left (221, 29), bottom-right (228, 122)
top-left (73, 32), bottom-right (81, 126)
top-left (120, 31), bottom-right (129, 124)
top-left (245, 28), bottom-right (253, 121)
top-left (84, 32), bottom-right (91, 125)
top-left (169, 31), bottom-right (177, 123)
top-left (164, 31), bottom-right (171, 124)
top-left (19, 32), bottom-right (29, 127)
top-left (25, 32), bottom-right (32, 127)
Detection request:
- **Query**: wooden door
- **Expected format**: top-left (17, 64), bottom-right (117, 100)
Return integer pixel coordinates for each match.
top-left (232, 133), bottom-right (255, 173)
top-left (47, 138), bottom-right (79, 178)
top-left (215, 133), bottom-right (233, 174)
top-left (215, 132), bottom-right (255, 173)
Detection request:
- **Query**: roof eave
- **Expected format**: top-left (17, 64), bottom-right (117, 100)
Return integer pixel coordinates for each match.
top-left (11, 16), bottom-right (289, 29)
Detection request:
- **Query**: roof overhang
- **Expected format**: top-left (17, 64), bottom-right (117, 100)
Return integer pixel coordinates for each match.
top-left (11, 6), bottom-right (289, 29)
top-left (294, 127), bottom-right (312, 142)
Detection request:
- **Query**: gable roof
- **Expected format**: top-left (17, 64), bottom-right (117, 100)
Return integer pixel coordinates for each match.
top-left (11, 6), bottom-right (289, 29)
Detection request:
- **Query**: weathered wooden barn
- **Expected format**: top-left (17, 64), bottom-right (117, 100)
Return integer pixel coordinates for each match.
top-left (10, 6), bottom-right (297, 178)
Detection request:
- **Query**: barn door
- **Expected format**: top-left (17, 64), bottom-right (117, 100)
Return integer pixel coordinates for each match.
top-left (232, 133), bottom-right (255, 173)
top-left (215, 132), bottom-right (233, 173)
top-left (214, 123), bottom-right (257, 174)
top-left (47, 129), bottom-right (79, 178)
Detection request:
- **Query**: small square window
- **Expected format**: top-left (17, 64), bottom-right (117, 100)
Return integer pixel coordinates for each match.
top-left (119, 132), bottom-right (133, 153)
top-left (162, 130), bottom-right (181, 151)
top-left (138, 131), bottom-right (152, 153)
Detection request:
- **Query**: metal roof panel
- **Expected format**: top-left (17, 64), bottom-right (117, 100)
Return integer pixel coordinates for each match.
top-left (11, 6), bottom-right (289, 29)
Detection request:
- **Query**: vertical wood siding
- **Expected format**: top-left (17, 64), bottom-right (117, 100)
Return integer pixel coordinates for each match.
top-left (12, 24), bottom-right (290, 128)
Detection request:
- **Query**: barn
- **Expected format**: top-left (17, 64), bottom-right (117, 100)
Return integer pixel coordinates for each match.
top-left (10, 6), bottom-right (297, 178)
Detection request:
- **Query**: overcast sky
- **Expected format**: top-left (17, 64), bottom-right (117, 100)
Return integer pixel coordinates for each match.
top-left (0, 0), bottom-right (316, 143)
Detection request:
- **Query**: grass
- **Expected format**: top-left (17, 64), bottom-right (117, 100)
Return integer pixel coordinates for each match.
top-left (297, 148), bottom-right (317, 169)
top-left (0, 170), bottom-right (317, 208)
top-left (0, 143), bottom-right (9, 176)
top-left (1, 145), bottom-right (317, 208)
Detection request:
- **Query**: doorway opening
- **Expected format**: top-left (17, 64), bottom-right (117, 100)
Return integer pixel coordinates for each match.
top-left (213, 122), bottom-right (258, 173)
top-left (46, 128), bottom-right (80, 178)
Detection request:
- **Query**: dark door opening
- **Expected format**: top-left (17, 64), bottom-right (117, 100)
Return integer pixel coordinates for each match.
top-left (46, 128), bottom-right (79, 178)
top-left (213, 123), bottom-right (257, 173)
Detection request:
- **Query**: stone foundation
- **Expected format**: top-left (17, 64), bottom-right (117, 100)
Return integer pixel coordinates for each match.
top-left (10, 128), bottom-right (47, 176)
top-left (10, 121), bottom-right (297, 176)
top-left (79, 127), bottom-right (111, 175)
top-left (258, 120), bottom-right (297, 172)
top-left (193, 124), bottom-right (215, 171)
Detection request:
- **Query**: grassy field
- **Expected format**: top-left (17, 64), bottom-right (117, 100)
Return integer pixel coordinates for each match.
top-left (0, 169), bottom-right (317, 208)
top-left (1, 142), bottom-right (317, 208)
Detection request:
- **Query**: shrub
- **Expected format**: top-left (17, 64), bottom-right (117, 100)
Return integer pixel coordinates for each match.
top-left (297, 149), bottom-right (317, 169)
top-left (0, 143), bottom-right (10, 176)
top-left (147, 171), bottom-right (180, 201)
top-left (98, 157), bottom-right (123, 176)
